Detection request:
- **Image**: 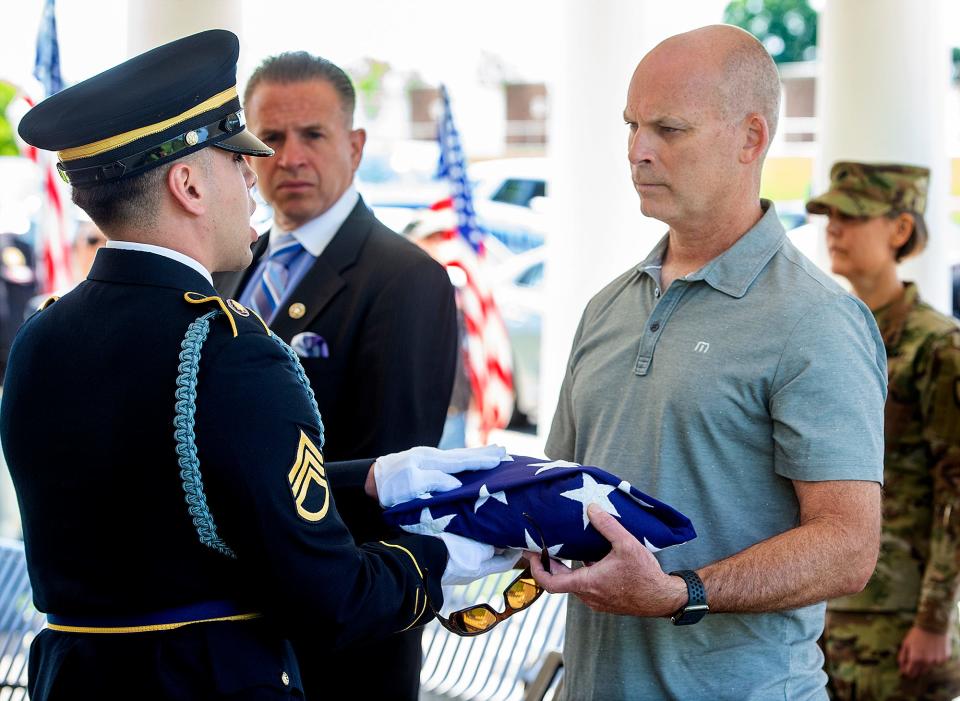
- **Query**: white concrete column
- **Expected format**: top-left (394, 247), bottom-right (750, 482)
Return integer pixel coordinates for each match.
top-left (539, 1), bottom-right (726, 440)
top-left (816, 0), bottom-right (952, 312)
top-left (127, 0), bottom-right (243, 63)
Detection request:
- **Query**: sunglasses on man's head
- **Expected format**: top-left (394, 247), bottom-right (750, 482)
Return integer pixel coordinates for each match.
top-left (431, 513), bottom-right (552, 637)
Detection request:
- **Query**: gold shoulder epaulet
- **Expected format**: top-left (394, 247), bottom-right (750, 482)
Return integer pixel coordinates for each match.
top-left (182, 292), bottom-right (271, 338)
top-left (39, 295), bottom-right (60, 311)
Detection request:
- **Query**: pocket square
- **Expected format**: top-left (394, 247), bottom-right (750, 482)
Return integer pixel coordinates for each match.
top-left (291, 332), bottom-right (329, 359)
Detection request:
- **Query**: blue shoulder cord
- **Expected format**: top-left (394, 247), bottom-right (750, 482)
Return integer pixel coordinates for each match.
top-left (173, 309), bottom-right (324, 558)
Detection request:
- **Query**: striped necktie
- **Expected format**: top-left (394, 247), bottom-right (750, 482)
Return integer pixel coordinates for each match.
top-left (249, 234), bottom-right (305, 320)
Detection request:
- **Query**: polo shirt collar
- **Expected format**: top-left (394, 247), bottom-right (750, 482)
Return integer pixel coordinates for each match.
top-left (636, 234), bottom-right (670, 281)
top-left (635, 200), bottom-right (786, 299)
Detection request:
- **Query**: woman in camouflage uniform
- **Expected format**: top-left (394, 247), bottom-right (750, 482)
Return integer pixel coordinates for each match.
top-left (807, 161), bottom-right (960, 701)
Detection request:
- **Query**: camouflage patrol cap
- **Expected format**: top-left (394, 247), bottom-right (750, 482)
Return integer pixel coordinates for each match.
top-left (806, 162), bottom-right (930, 218)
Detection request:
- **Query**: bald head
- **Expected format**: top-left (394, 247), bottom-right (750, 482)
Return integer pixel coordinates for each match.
top-left (624, 25), bottom-right (780, 231)
top-left (653, 25), bottom-right (780, 147)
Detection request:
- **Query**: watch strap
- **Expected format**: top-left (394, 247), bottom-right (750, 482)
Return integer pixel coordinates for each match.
top-left (669, 569), bottom-right (708, 626)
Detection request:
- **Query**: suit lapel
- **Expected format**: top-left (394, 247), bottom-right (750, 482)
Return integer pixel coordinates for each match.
top-left (269, 197), bottom-right (375, 340)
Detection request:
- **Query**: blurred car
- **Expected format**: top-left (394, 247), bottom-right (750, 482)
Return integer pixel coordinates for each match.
top-left (358, 148), bottom-right (551, 250)
top-left (357, 140), bottom-right (446, 233)
top-left (469, 157), bottom-right (549, 253)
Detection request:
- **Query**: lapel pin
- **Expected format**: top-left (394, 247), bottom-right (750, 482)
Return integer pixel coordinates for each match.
top-left (226, 299), bottom-right (250, 317)
top-left (288, 302), bottom-right (306, 319)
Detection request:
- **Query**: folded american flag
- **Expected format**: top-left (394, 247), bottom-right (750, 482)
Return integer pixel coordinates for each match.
top-left (383, 454), bottom-right (696, 561)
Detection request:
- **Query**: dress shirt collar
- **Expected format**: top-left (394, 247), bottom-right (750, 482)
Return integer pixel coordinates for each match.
top-left (269, 184), bottom-right (359, 257)
top-left (105, 240), bottom-right (213, 286)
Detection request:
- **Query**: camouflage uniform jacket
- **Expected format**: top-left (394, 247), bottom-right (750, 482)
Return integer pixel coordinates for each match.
top-left (829, 282), bottom-right (960, 634)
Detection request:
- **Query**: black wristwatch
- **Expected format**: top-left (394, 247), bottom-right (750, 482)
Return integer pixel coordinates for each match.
top-left (669, 569), bottom-right (709, 626)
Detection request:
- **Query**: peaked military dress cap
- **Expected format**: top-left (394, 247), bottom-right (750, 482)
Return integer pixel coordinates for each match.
top-left (806, 161), bottom-right (930, 218)
top-left (18, 28), bottom-right (272, 188)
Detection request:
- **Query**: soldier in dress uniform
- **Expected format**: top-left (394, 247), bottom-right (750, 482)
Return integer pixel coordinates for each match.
top-left (808, 162), bottom-right (960, 701)
top-left (0, 29), bottom-right (509, 701)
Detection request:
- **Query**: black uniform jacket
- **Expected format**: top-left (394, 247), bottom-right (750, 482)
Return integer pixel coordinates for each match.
top-left (216, 197), bottom-right (458, 700)
top-left (0, 248), bottom-right (446, 701)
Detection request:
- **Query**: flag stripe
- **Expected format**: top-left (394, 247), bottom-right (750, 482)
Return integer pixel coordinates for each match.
top-left (22, 90), bottom-right (71, 294)
top-left (435, 85), bottom-right (515, 439)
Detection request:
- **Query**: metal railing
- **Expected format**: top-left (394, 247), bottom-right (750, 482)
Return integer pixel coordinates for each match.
top-left (420, 572), bottom-right (566, 701)
top-left (0, 540), bottom-right (42, 699)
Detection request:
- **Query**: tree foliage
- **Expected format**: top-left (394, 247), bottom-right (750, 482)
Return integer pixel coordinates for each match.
top-left (352, 58), bottom-right (391, 120)
top-left (724, 0), bottom-right (818, 64)
top-left (0, 82), bottom-right (20, 157)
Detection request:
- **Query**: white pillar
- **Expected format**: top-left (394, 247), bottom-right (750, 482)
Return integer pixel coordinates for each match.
top-left (539, 1), bottom-right (726, 441)
top-left (127, 1), bottom-right (243, 61)
top-left (816, 0), bottom-right (952, 312)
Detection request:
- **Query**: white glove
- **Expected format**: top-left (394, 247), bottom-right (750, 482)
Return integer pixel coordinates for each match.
top-left (374, 445), bottom-right (507, 508)
top-left (432, 531), bottom-right (523, 586)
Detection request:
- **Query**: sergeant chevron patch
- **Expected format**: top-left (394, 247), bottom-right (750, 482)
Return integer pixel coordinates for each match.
top-left (288, 430), bottom-right (329, 522)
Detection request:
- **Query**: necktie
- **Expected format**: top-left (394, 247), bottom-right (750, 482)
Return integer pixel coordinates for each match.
top-left (249, 234), bottom-right (305, 320)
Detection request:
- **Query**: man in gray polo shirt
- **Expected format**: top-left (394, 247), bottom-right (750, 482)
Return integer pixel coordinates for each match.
top-left (528, 25), bottom-right (885, 700)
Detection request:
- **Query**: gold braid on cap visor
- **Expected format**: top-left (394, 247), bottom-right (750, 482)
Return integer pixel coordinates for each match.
top-left (56, 87), bottom-right (241, 187)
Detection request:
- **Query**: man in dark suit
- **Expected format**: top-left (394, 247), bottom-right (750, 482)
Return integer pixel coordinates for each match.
top-left (215, 52), bottom-right (457, 700)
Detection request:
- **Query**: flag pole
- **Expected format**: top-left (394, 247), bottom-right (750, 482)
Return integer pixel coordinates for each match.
top-left (31, 0), bottom-right (72, 294)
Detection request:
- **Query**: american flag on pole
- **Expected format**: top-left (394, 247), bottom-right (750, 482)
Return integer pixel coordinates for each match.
top-left (34, 0), bottom-right (63, 96)
top-left (29, 0), bottom-right (72, 294)
top-left (433, 85), bottom-right (513, 441)
top-left (436, 86), bottom-right (485, 254)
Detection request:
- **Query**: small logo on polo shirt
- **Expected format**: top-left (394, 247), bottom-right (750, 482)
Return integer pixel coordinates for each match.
top-left (694, 341), bottom-right (710, 354)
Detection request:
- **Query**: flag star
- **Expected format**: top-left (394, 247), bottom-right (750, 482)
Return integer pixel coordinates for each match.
top-left (560, 474), bottom-right (621, 529)
top-left (524, 529), bottom-right (564, 557)
top-left (527, 460), bottom-right (582, 475)
top-left (617, 480), bottom-right (654, 508)
top-left (401, 508), bottom-right (456, 537)
top-left (474, 484), bottom-right (508, 513)
top-left (642, 537), bottom-right (662, 553)
top-left (529, 459), bottom-right (581, 475)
